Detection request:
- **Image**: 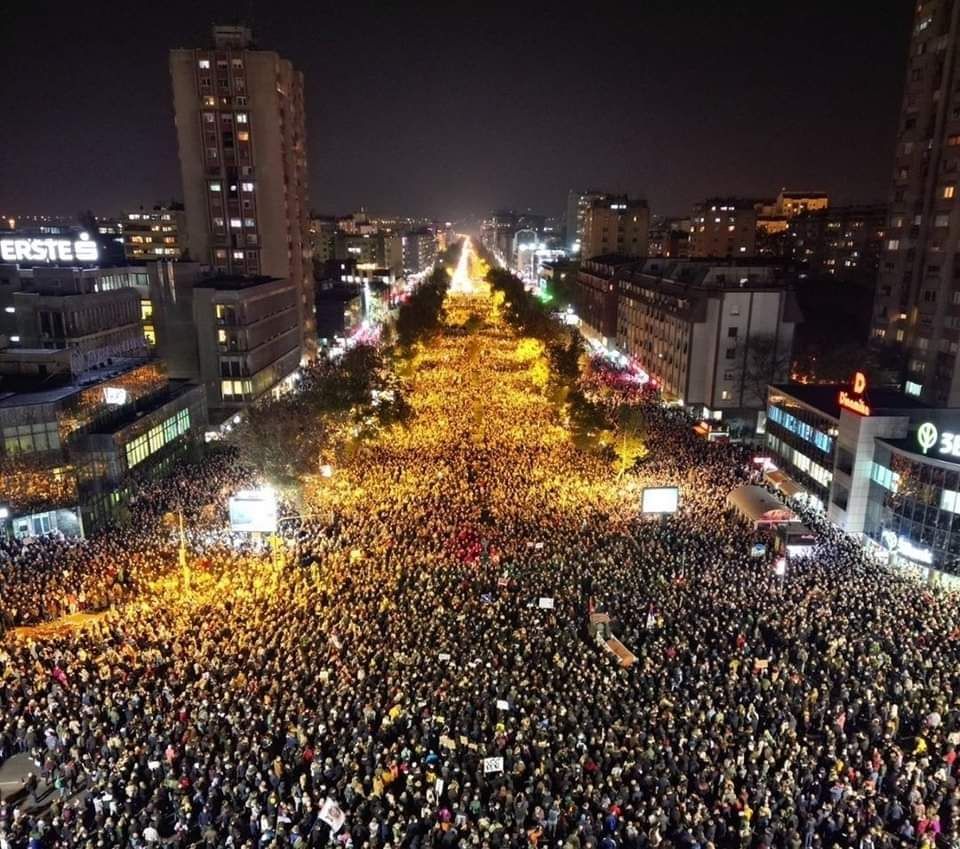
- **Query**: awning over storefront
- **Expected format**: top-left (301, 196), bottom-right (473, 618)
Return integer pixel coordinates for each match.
top-left (764, 469), bottom-right (803, 499)
top-left (726, 485), bottom-right (797, 526)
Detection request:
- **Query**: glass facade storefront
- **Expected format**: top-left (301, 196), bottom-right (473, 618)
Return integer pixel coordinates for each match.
top-left (866, 444), bottom-right (960, 575)
top-left (765, 394), bottom-right (838, 511)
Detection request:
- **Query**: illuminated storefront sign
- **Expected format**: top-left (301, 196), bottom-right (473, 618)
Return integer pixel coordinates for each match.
top-left (838, 371), bottom-right (871, 416)
top-left (881, 529), bottom-right (934, 564)
top-left (916, 421), bottom-right (960, 458)
top-left (0, 233), bottom-right (99, 264)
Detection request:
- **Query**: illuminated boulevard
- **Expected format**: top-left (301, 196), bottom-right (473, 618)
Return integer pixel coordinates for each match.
top-left (2, 241), bottom-right (960, 849)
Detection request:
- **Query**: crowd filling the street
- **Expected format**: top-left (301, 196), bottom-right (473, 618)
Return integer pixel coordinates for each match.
top-left (3, 244), bottom-right (960, 849)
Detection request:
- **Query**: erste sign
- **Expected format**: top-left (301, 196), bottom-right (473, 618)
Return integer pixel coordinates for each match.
top-left (0, 233), bottom-right (99, 264)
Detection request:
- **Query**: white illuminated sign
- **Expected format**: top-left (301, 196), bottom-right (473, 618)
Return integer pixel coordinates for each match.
top-left (881, 529), bottom-right (933, 565)
top-left (0, 232), bottom-right (99, 264)
top-left (917, 421), bottom-right (960, 458)
top-left (103, 387), bottom-right (128, 406)
top-left (917, 421), bottom-right (939, 454)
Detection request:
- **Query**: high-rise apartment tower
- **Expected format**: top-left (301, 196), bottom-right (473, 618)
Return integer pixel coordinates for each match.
top-left (170, 25), bottom-right (315, 361)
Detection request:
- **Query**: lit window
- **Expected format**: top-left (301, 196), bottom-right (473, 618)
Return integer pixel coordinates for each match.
top-left (198, 59), bottom-right (210, 69)
top-left (203, 96), bottom-right (216, 107)
top-left (237, 131), bottom-right (249, 142)
top-left (945, 185), bottom-right (956, 199)
top-left (243, 218), bottom-right (255, 227)
top-left (241, 182), bottom-right (254, 192)
top-left (233, 250), bottom-right (244, 259)
top-left (209, 182), bottom-right (221, 192)
top-left (230, 218), bottom-right (242, 229)
top-left (236, 113), bottom-right (248, 123)
top-left (887, 239), bottom-right (900, 251)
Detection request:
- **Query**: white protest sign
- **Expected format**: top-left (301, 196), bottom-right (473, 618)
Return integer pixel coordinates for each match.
top-left (319, 797), bottom-right (346, 833)
top-left (496, 699), bottom-right (510, 710)
top-left (483, 757), bottom-right (504, 774)
top-left (538, 597), bottom-right (554, 609)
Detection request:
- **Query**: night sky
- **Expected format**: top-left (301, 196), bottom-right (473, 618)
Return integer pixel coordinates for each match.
top-left (1, 1), bottom-right (915, 223)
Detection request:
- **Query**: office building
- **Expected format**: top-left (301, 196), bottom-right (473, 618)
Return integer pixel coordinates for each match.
top-left (1, 263), bottom-right (155, 354)
top-left (870, 0), bottom-right (960, 404)
top-left (690, 199), bottom-right (757, 257)
top-left (122, 206), bottom-right (188, 260)
top-left (0, 351), bottom-right (205, 537)
top-left (763, 373), bottom-right (960, 584)
top-left (580, 196), bottom-right (649, 260)
top-left (0, 264), bottom-right (152, 369)
top-left (149, 262), bottom-right (301, 425)
top-left (170, 24), bottom-right (315, 361)
top-left (616, 258), bottom-right (801, 433)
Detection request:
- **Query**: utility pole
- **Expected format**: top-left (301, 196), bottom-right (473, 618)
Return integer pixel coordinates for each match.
top-left (178, 504), bottom-right (190, 592)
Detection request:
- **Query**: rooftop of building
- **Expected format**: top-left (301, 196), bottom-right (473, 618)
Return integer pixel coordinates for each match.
top-left (315, 282), bottom-right (363, 300)
top-left (0, 357), bottom-right (154, 408)
top-left (770, 382), bottom-right (929, 420)
top-left (622, 257), bottom-right (796, 289)
top-left (86, 380), bottom-right (200, 436)
top-left (581, 253), bottom-right (643, 267)
top-left (695, 197), bottom-right (757, 210)
top-left (779, 190), bottom-right (829, 199)
top-left (196, 274), bottom-right (285, 292)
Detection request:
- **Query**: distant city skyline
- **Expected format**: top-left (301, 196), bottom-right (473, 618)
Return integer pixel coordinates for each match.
top-left (2, 1), bottom-right (914, 221)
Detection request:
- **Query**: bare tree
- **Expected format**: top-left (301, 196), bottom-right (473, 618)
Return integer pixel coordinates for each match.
top-left (734, 333), bottom-right (793, 407)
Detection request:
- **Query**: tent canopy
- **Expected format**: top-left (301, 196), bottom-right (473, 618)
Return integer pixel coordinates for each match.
top-left (764, 469), bottom-right (803, 499)
top-left (726, 485), bottom-right (797, 525)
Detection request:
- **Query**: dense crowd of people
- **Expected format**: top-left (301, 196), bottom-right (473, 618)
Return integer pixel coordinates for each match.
top-left (0, 452), bottom-right (254, 630)
top-left (2, 267), bottom-right (960, 849)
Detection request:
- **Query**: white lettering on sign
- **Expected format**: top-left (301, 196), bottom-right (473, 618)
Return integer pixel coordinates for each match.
top-left (940, 432), bottom-right (960, 458)
top-left (0, 233), bottom-right (99, 264)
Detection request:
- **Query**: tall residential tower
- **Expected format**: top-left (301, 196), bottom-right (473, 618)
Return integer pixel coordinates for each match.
top-left (871, 2), bottom-right (960, 403)
top-left (170, 25), bottom-right (315, 361)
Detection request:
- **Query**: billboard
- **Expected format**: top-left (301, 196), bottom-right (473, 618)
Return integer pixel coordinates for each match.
top-left (641, 486), bottom-right (679, 515)
top-left (228, 488), bottom-right (278, 533)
